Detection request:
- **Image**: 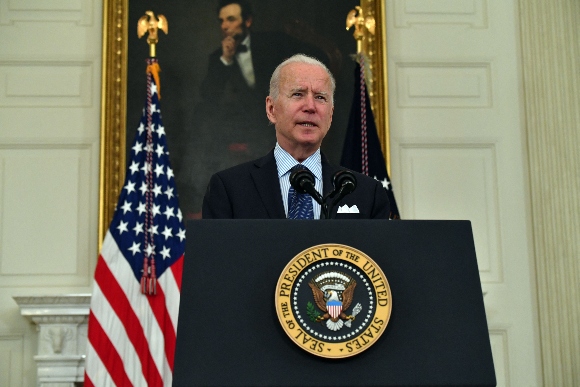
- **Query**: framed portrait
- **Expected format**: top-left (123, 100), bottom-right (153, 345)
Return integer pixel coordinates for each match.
top-left (100, 0), bottom-right (389, 242)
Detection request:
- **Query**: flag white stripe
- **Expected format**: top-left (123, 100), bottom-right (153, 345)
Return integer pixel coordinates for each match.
top-left (90, 280), bottom-right (147, 386)
top-left (100, 233), bottom-right (167, 381)
top-left (157, 264), bottom-right (181, 330)
top-left (162, 355), bottom-right (173, 386)
top-left (85, 341), bottom-right (118, 387)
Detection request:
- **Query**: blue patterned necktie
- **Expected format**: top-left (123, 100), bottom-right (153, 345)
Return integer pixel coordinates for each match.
top-left (287, 166), bottom-right (314, 219)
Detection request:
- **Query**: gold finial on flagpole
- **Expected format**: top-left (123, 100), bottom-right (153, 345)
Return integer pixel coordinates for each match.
top-left (137, 11), bottom-right (168, 58)
top-left (346, 6), bottom-right (375, 54)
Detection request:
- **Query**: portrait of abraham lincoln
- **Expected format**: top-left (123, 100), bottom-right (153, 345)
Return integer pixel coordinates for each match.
top-left (127, 0), bottom-right (361, 219)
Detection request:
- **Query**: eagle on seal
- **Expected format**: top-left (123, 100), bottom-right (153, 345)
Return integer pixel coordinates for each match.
top-left (309, 272), bottom-right (357, 331)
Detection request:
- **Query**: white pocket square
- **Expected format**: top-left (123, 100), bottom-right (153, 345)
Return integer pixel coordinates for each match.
top-left (337, 204), bottom-right (360, 213)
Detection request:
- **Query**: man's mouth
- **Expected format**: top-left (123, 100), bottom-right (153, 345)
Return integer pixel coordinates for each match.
top-left (298, 121), bottom-right (317, 127)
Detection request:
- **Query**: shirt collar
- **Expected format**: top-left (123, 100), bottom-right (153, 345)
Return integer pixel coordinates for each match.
top-left (274, 143), bottom-right (322, 181)
top-left (240, 34), bottom-right (250, 50)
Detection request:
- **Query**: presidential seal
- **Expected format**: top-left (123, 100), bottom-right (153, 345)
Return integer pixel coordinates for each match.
top-left (275, 244), bottom-right (392, 358)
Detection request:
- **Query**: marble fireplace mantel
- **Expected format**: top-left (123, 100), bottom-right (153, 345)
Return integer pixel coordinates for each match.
top-left (13, 294), bottom-right (91, 387)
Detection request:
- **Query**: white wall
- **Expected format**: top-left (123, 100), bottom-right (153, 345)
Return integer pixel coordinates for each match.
top-left (386, 1), bottom-right (541, 385)
top-left (0, 1), bottom-right (102, 384)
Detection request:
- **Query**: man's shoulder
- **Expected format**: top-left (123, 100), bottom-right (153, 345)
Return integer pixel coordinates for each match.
top-left (213, 159), bottom-right (256, 180)
top-left (342, 168), bottom-right (382, 190)
top-left (250, 31), bottom-right (298, 56)
top-left (213, 150), bottom-right (275, 179)
top-left (208, 47), bottom-right (225, 62)
top-left (350, 169), bottom-right (381, 186)
top-left (324, 159), bottom-right (381, 189)
top-left (251, 30), bottom-right (287, 43)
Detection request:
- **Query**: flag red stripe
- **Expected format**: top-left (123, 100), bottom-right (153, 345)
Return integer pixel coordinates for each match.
top-left (83, 373), bottom-right (95, 387)
top-left (146, 280), bottom-right (177, 370)
top-left (171, 254), bottom-right (184, 291)
top-left (94, 257), bottom-right (164, 387)
top-left (87, 309), bottom-right (133, 387)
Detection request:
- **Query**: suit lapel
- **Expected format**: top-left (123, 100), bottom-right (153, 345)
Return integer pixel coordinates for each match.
top-left (251, 151), bottom-right (286, 219)
top-left (322, 154), bottom-right (336, 197)
top-left (322, 153), bottom-right (343, 218)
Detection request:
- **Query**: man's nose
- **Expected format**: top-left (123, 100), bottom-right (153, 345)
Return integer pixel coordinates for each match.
top-left (303, 94), bottom-right (316, 112)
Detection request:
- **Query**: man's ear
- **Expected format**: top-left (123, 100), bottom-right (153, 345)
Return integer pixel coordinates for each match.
top-left (245, 16), bottom-right (253, 28)
top-left (265, 96), bottom-right (276, 124)
top-left (329, 105), bottom-right (334, 127)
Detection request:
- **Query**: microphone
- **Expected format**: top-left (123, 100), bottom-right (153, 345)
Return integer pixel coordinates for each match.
top-left (330, 170), bottom-right (357, 207)
top-left (289, 166), bottom-right (323, 205)
top-left (332, 170), bottom-right (357, 196)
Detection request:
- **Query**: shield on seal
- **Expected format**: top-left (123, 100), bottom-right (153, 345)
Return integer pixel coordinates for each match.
top-left (327, 299), bottom-right (342, 319)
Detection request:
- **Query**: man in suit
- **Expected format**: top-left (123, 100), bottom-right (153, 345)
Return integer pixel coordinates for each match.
top-left (202, 54), bottom-right (390, 219)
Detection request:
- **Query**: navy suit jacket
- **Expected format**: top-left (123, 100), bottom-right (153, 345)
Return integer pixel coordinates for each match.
top-left (202, 150), bottom-right (390, 219)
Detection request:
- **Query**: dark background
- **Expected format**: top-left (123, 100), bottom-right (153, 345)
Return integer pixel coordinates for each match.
top-left (127, 0), bottom-right (359, 218)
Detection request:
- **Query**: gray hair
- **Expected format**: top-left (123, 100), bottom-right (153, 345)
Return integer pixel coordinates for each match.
top-left (268, 54), bottom-right (336, 103)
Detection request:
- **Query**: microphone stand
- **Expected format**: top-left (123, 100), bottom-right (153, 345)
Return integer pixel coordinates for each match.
top-left (304, 189), bottom-right (329, 219)
top-left (320, 202), bottom-right (330, 219)
top-left (289, 168), bottom-right (356, 220)
top-left (322, 171), bottom-right (357, 219)
top-left (321, 187), bottom-right (347, 220)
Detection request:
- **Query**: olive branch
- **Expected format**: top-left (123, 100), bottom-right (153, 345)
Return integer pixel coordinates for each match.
top-left (306, 302), bottom-right (321, 322)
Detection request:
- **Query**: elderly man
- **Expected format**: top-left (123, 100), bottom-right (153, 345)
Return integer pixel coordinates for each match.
top-left (202, 54), bottom-right (390, 219)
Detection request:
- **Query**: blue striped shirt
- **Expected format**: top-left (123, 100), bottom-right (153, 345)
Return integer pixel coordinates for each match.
top-left (274, 143), bottom-right (323, 219)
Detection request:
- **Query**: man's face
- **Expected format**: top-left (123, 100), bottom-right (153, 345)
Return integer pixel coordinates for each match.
top-left (266, 62), bottom-right (334, 158)
top-left (219, 3), bottom-right (251, 40)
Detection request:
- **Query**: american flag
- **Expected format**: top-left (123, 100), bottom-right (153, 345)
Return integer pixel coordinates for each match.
top-left (85, 58), bottom-right (185, 386)
top-left (340, 55), bottom-right (400, 219)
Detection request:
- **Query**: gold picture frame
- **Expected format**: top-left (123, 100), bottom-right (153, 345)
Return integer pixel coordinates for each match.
top-left (98, 0), bottom-right (390, 244)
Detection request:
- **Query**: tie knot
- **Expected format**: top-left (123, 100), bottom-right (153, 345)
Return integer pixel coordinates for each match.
top-left (291, 164), bottom-right (309, 173)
